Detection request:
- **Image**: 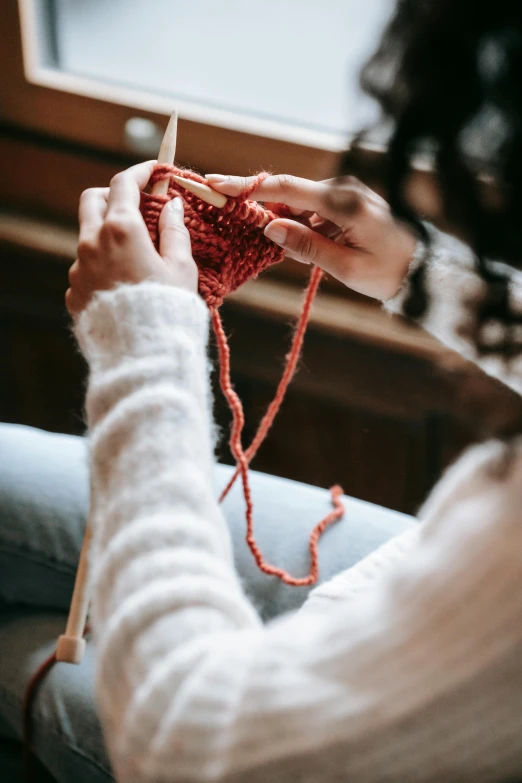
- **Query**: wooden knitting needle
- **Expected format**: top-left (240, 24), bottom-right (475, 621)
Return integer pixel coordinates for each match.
top-left (170, 174), bottom-right (228, 208)
top-left (56, 113), bottom-right (182, 665)
top-left (151, 109), bottom-right (179, 195)
top-left (56, 117), bottom-right (230, 665)
top-left (150, 109), bottom-right (227, 208)
top-left (55, 524), bottom-right (93, 663)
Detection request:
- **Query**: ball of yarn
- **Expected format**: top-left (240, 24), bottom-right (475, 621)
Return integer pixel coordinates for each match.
top-left (141, 165), bottom-right (286, 310)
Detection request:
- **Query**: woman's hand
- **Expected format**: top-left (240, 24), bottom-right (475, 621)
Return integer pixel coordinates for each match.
top-left (66, 161), bottom-right (198, 317)
top-left (206, 173), bottom-right (417, 301)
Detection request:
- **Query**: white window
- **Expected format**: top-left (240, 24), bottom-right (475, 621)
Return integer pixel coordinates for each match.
top-left (2, 0), bottom-right (394, 175)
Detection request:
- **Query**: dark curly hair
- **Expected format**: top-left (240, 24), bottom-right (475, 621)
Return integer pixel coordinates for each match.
top-left (341, 0), bottom-right (522, 361)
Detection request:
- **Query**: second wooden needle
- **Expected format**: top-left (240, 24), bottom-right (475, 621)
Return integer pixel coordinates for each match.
top-left (150, 109), bottom-right (227, 208)
top-left (151, 110), bottom-right (179, 195)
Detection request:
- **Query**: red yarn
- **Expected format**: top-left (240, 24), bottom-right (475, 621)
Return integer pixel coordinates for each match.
top-left (142, 166), bottom-right (286, 309)
top-left (140, 164), bottom-right (345, 586)
top-left (219, 265), bottom-right (323, 504)
top-left (23, 651), bottom-right (56, 778)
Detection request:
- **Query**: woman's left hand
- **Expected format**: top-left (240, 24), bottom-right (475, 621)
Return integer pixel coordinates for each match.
top-left (66, 161), bottom-right (198, 317)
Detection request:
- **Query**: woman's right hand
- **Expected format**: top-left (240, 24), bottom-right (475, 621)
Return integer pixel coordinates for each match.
top-left (206, 173), bottom-right (418, 301)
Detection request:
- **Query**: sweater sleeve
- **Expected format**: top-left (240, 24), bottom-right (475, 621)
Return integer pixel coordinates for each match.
top-left (77, 282), bottom-right (522, 783)
top-left (385, 224), bottom-right (522, 395)
top-left (300, 524), bottom-right (419, 612)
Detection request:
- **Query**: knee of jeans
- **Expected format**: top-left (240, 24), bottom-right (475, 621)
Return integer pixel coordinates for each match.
top-left (0, 425), bottom-right (89, 609)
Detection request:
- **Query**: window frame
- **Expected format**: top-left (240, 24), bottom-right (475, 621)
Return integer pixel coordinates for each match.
top-left (3, 0), bottom-right (487, 231)
top-left (0, 0), bottom-right (349, 178)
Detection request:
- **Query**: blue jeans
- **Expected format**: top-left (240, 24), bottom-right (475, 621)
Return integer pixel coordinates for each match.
top-left (0, 423), bottom-right (414, 783)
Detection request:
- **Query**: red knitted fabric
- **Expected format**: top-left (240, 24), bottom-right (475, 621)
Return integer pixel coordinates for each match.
top-left (142, 166), bottom-right (287, 309)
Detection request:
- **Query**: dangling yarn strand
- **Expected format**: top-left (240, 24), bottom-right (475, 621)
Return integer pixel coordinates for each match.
top-left (219, 264), bottom-right (324, 503)
top-left (23, 651), bottom-right (56, 778)
top-left (211, 306), bottom-right (344, 586)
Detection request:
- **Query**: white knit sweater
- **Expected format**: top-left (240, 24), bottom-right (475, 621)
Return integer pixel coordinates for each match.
top-left (75, 227), bottom-right (522, 783)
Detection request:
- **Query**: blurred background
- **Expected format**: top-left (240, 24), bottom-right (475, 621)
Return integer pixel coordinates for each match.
top-left (2, 0), bottom-right (521, 515)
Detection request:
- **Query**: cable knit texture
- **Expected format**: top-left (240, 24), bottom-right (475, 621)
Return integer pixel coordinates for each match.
top-left (75, 227), bottom-right (522, 782)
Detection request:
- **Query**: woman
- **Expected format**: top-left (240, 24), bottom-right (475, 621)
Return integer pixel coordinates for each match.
top-left (4, 0), bottom-right (522, 780)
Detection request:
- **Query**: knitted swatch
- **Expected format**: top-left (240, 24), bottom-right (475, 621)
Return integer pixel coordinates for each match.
top-left (142, 165), bottom-right (286, 309)
top-left (141, 164), bottom-right (345, 586)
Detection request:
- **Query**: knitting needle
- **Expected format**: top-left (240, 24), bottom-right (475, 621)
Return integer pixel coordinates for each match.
top-left (54, 111), bottom-right (210, 666)
top-left (170, 174), bottom-right (228, 208)
top-left (55, 524), bottom-right (93, 663)
top-left (151, 109), bottom-right (179, 195)
top-left (150, 110), bottom-right (227, 207)
top-left (57, 114), bottom-right (178, 664)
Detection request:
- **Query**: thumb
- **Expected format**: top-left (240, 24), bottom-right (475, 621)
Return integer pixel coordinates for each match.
top-left (264, 219), bottom-right (352, 281)
top-left (158, 197), bottom-right (193, 263)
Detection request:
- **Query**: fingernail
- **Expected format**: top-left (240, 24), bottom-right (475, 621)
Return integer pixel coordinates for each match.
top-left (170, 196), bottom-right (184, 216)
top-left (264, 223), bottom-right (287, 246)
top-left (205, 174), bottom-right (227, 183)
